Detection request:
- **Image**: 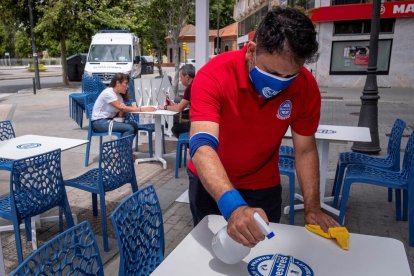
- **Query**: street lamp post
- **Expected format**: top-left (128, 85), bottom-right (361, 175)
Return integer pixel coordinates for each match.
top-left (28, 0), bottom-right (41, 90)
top-left (351, 0), bottom-right (381, 154)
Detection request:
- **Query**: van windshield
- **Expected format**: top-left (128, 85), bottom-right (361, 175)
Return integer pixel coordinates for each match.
top-left (88, 44), bottom-right (132, 62)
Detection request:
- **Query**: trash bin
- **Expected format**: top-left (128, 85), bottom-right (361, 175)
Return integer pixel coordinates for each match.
top-left (67, 53), bottom-right (87, 81)
top-left (141, 56), bottom-right (154, 75)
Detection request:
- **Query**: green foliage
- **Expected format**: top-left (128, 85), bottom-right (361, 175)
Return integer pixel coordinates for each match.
top-left (15, 30), bottom-right (31, 58)
top-left (187, 0), bottom-right (236, 29)
top-left (0, 0), bottom-right (235, 66)
top-left (0, 24), bottom-right (5, 55)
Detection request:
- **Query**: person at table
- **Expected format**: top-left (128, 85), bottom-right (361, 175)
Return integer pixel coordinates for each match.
top-left (188, 7), bottom-right (340, 247)
top-left (162, 64), bottom-right (195, 138)
top-left (91, 73), bottom-right (156, 137)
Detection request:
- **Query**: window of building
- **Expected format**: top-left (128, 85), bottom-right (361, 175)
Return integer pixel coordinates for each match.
top-left (237, 6), bottom-right (268, 37)
top-left (287, 0), bottom-right (315, 10)
top-left (334, 19), bottom-right (395, 35)
top-left (330, 39), bottom-right (392, 75)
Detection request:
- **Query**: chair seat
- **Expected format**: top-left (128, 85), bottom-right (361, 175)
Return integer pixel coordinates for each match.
top-left (69, 93), bottom-right (86, 108)
top-left (0, 159), bottom-right (12, 170)
top-left (339, 151), bottom-right (393, 168)
top-left (344, 164), bottom-right (407, 188)
top-left (0, 195), bottom-right (12, 220)
top-left (65, 168), bottom-right (100, 193)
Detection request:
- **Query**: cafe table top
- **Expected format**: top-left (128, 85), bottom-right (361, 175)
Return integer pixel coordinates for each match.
top-left (0, 134), bottom-right (88, 160)
top-left (152, 215), bottom-right (411, 276)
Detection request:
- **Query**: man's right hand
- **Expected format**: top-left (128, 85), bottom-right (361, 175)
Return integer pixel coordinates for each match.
top-left (226, 206), bottom-right (269, 247)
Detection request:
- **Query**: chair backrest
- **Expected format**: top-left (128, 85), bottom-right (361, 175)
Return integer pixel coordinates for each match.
top-left (386, 118), bottom-right (407, 169)
top-left (111, 185), bottom-right (164, 275)
top-left (82, 74), bottom-right (106, 94)
top-left (10, 149), bottom-right (67, 219)
top-left (0, 120), bottom-right (16, 141)
top-left (128, 78), bottom-right (136, 102)
top-left (99, 135), bottom-right (135, 191)
top-left (11, 221), bottom-right (104, 276)
top-left (401, 130), bottom-right (414, 180)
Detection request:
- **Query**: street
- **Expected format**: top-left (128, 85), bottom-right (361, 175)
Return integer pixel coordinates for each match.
top-left (0, 76), bottom-right (75, 94)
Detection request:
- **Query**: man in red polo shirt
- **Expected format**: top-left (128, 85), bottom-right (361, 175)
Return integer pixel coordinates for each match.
top-left (188, 7), bottom-right (339, 248)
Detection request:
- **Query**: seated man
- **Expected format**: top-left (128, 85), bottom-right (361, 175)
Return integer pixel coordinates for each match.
top-left (163, 64), bottom-right (195, 138)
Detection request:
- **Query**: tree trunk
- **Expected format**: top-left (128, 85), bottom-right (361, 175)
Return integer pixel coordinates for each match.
top-left (172, 39), bottom-right (180, 94)
top-left (60, 33), bottom-right (69, 86)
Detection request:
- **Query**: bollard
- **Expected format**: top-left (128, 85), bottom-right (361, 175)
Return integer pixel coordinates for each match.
top-left (32, 77), bottom-right (36, 95)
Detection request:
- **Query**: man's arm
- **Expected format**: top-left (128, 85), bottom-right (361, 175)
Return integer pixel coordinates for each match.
top-left (292, 129), bottom-right (339, 231)
top-left (165, 98), bottom-right (189, 112)
top-left (191, 121), bottom-right (268, 247)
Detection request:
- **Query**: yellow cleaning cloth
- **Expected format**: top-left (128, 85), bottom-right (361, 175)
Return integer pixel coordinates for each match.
top-left (305, 224), bottom-right (350, 250)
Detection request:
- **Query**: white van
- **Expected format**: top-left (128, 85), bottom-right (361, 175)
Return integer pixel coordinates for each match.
top-left (84, 30), bottom-right (141, 84)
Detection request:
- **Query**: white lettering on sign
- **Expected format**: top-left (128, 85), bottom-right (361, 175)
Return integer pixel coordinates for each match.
top-left (393, 4), bottom-right (414, 14)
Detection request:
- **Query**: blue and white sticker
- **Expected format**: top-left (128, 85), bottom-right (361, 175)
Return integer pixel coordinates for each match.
top-left (277, 100), bottom-right (292, 120)
top-left (16, 143), bottom-right (42, 149)
top-left (248, 254), bottom-right (313, 276)
top-left (317, 129), bottom-right (337, 135)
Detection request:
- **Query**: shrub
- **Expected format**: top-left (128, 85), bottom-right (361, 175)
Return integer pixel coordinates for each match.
top-left (28, 63), bottom-right (47, 72)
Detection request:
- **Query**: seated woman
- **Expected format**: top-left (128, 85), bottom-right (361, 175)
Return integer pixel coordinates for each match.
top-left (91, 73), bottom-right (156, 137)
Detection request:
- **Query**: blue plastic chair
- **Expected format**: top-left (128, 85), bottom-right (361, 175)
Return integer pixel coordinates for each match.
top-left (65, 135), bottom-right (138, 252)
top-left (69, 74), bottom-right (106, 128)
top-left (279, 156), bottom-right (295, 225)
top-left (279, 145), bottom-right (294, 157)
top-left (84, 102), bottom-right (122, 166)
top-left (175, 132), bottom-right (189, 178)
top-left (11, 221), bottom-right (103, 276)
top-left (111, 185), bottom-right (164, 276)
top-left (0, 149), bottom-right (75, 263)
top-left (337, 130), bottom-right (414, 246)
top-left (0, 120), bottom-right (15, 170)
top-left (332, 118), bottom-right (406, 206)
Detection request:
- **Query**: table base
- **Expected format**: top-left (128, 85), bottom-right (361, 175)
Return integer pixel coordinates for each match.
top-left (135, 157), bottom-right (167, 169)
top-left (283, 193), bottom-right (340, 216)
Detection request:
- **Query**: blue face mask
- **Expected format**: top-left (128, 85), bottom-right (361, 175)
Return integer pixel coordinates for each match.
top-left (249, 66), bottom-right (297, 99)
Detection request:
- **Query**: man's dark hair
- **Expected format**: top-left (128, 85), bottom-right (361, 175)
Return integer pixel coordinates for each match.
top-left (180, 64), bottom-right (196, 78)
top-left (253, 7), bottom-right (318, 64)
top-left (109, 73), bottom-right (130, 101)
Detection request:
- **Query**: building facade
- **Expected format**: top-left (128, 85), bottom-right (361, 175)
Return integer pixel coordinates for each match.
top-left (233, 0), bottom-right (414, 88)
top-left (166, 23), bottom-right (238, 64)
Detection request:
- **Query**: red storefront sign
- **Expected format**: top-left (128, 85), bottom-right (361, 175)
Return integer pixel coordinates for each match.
top-left (310, 0), bottom-right (414, 22)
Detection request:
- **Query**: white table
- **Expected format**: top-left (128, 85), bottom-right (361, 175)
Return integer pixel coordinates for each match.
top-left (132, 110), bottom-right (177, 169)
top-left (0, 134), bottom-right (88, 160)
top-left (152, 215), bottom-right (411, 276)
top-left (0, 135), bottom-right (87, 273)
top-left (283, 125), bottom-right (371, 216)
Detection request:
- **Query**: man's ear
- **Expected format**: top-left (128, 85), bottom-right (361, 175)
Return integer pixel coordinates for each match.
top-left (246, 41), bottom-right (256, 60)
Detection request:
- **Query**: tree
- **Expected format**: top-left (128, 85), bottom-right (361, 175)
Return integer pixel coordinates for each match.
top-left (144, 0), bottom-right (194, 93)
top-left (35, 0), bottom-right (138, 85)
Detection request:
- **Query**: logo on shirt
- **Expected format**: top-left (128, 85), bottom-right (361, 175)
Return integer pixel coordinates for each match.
top-left (17, 143), bottom-right (42, 149)
top-left (277, 100), bottom-right (292, 120)
top-left (248, 254), bottom-right (313, 276)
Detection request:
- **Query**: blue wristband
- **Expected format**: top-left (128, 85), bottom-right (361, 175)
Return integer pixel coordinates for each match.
top-left (189, 132), bottom-right (219, 158)
top-left (217, 190), bottom-right (248, 220)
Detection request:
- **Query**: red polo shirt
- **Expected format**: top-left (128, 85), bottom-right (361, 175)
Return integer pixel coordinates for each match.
top-left (188, 45), bottom-right (321, 190)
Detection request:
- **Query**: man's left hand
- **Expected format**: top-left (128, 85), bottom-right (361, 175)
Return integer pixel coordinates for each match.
top-left (305, 208), bottom-right (340, 232)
